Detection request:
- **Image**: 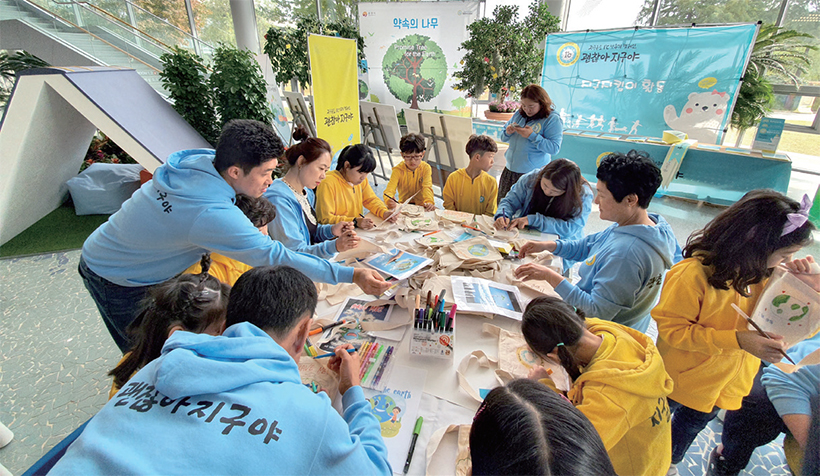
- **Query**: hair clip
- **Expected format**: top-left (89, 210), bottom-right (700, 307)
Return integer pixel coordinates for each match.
top-left (782, 194), bottom-right (812, 236)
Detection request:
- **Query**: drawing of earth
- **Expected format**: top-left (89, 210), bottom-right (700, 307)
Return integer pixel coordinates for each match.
top-left (468, 244), bottom-right (490, 257)
top-left (392, 259), bottom-right (415, 272)
top-left (367, 393), bottom-right (407, 438)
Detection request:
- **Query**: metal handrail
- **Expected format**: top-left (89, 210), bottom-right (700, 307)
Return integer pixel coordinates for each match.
top-left (19, 0), bottom-right (162, 72)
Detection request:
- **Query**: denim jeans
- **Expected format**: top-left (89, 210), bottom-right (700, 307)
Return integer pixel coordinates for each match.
top-left (669, 398), bottom-right (720, 464)
top-left (719, 366), bottom-right (786, 474)
top-left (78, 256), bottom-right (150, 353)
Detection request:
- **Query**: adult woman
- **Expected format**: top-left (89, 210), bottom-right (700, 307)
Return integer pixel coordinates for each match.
top-left (514, 151), bottom-right (682, 333)
top-left (497, 84), bottom-right (564, 202)
top-left (494, 158), bottom-right (593, 242)
top-left (316, 144), bottom-right (398, 229)
top-left (265, 129), bottom-right (359, 258)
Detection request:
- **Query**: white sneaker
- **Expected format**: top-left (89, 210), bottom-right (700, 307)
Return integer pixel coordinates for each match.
top-left (666, 464), bottom-right (679, 476)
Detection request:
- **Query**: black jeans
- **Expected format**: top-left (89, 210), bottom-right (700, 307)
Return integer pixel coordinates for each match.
top-left (719, 366), bottom-right (786, 474)
top-left (497, 168), bottom-right (525, 205)
top-left (669, 398), bottom-right (720, 464)
top-left (78, 256), bottom-right (151, 353)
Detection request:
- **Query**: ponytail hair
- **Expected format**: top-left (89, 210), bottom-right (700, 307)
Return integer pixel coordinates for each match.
top-left (283, 125), bottom-right (331, 168)
top-left (521, 296), bottom-right (586, 382)
top-left (109, 254), bottom-right (231, 388)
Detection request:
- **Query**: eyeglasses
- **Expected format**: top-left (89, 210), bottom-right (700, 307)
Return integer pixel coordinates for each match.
top-left (401, 153), bottom-right (425, 160)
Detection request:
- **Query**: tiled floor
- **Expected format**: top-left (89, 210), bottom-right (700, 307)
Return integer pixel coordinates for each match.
top-left (2, 166), bottom-right (817, 475)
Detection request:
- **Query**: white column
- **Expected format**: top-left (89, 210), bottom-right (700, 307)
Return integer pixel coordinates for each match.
top-left (229, 0), bottom-right (260, 54)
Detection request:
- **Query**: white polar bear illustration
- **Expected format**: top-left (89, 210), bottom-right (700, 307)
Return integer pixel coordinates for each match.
top-left (663, 90), bottom-right (729, 145)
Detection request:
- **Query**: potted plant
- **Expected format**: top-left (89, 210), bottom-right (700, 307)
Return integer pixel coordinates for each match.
top-left (453, 1), bottom-right (560, 110)
top-left (485, 100), bottom-right (520, 121)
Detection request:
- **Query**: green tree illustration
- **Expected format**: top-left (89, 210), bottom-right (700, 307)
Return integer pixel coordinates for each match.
top-left (382, 34), bottom-right (447, 109)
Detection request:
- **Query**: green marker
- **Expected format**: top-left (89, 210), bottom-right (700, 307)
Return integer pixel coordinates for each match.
top-left (403, 417), bottom-right (423, 474)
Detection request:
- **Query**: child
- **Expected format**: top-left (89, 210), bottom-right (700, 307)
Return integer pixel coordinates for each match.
top-left (494, 158), bottom-right (593, 239)
top-left (442, 134), bottom-right (498, 216)
top-left (471, 378), bottom-right (616, 476)
top-left (383, 133), bottom-right (435, 211)
top-left (522, 296), bottom-right (674, 476)
top-left (651, 190), bottom-right (816, 471)
top-left (108, 254), bottom-right (230, 398)
top-left (183, 193), bottom-right (275, 285)
top-left (265, 127), bottom-right (359, 258)
top-left (316, 144), bottom-right (398, 229)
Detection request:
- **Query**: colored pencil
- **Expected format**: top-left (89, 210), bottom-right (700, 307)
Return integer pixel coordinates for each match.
top-left (313, 347), bottom-right (358, 359)
top-left (422, 230), bottom-right (441, 237)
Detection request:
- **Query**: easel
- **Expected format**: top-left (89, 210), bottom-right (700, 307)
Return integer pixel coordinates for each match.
top-left (360, 105), bottom-right (398, 186)
top-left (414, 111), bottom-right (457, 199)
top-left (283, 91), bottom-right (317, 144)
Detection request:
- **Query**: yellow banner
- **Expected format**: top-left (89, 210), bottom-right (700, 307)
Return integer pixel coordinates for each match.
top-left (308, 34), bottom-right (360, 162)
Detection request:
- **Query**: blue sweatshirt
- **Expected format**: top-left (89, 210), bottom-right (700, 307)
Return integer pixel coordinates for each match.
top-left (49, 322), bottom-right (391, 475)
top-left (762, 334), bottom-right (820, 419)
top-left (499, 111), bottom-right (563, 174)
top-left (494, 168), bottom-right (593, 241)
top-left (81, 150), bottom-right (354, 286)
top-left (265, 179), bottom-right (338, 259)
top-left (553, 213), bottom-right (683, 332)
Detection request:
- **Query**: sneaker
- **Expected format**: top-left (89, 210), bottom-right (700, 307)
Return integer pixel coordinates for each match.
top-left (666, 464), bottom-right (679, 476)
top-left (706, 447), bottom-right (740, 476)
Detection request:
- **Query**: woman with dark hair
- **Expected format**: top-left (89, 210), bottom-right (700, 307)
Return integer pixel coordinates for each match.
top-left (494, 158), bottom-right (593, 242)
top-left (518, 296), bottom-right (673, 476)
top-left (515, 150), bottom-right (682, 332)
top-left (109, 254), bottom-right (230, 398)
top-left (265, 127), bottom-right (359, 258)
top-left (315, 144), bottom-right (397, 229)
top-left (497, 84), bottom-right (564, 202)
top-left (470, 378), bottom-right (616, 476)
top-left (651, 189), bottom-right (817, 474)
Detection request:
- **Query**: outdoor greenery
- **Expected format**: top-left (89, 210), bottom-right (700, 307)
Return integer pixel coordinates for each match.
top-left (210, 45), bottom-right (273, 127)
top-left (0, 50), bottom-right (49, 110)
top-left (262, 15), bottom-right (365, 87)
top-left (159, 47), bottom-right (220, 145)
top-left (453, 1), bottom-right (560, 101)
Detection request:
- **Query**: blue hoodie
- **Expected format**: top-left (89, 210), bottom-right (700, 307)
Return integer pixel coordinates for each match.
top-left (265, 179), bottom-right (338, 259)
top-left (552, 213), bottom-right (683, 332)
top-left (499, 111), bottom-right (563, 174)
top-left (81, 150), bottom-right (354, 286)
top-left (49, 322), bottom-right (391, 475)
top-left (494, 168), bottom-right (594, 241)
top-left (762, 333), bottom-right (820, 420)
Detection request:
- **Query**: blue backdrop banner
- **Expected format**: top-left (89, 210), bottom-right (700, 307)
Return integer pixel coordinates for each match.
top-left (541, 24), bottom-right (758, 145)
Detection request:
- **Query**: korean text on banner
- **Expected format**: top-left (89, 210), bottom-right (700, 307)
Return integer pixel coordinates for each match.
top-left (542, 24), bottom-right (758, 145)
top-left (309, 34), bottom-right (360, 159)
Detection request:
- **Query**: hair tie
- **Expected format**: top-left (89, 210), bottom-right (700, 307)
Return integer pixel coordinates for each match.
top-left (556, 343), bottom-right (565, 348)
top-left (782, 194), bottom-right (812, 236)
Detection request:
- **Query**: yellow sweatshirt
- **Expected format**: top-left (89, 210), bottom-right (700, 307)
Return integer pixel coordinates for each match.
top-left (442, 168), bottom-right (498, 216)
top-left (383, 161), bottom-right (434, 206)
top-left (651, 257), bottom-right (766, 413)
top-left (183, 252), bottom-right (251, 286)
top-left (316, 170), bottom-right (389, 224)
top-left (564, 318), bottom-right (674, 476)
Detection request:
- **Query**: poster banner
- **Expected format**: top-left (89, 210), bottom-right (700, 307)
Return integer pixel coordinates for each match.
top-left (254, 53), bottom-right (291, 144)
top-left (542, 24), bottom-right (758, 144)
top-left (358, 1), bottom-right (479, 115)
top-left (309, 34), bottom-right (360, 159)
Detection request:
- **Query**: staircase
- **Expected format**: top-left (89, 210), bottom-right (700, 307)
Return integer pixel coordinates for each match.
top-left (0, 0), bottom-right (210, 96)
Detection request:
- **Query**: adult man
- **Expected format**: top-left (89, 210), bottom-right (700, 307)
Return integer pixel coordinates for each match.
top-left (79, 120), bottom-right (389, 351)
top-left (50, 266), bottom-right (391, 474)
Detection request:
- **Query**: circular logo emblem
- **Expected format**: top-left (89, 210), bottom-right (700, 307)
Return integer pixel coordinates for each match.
top-left (362, 11), bottom-right (367, 16)
top-left (479, 196), bottom-right (485, 203)
top-left (596, 151), bottom-right (613, 167)
top-left (531, 122), bottom-right (542, 134)
top-left (468, 244), bottom-right (490, 257)
top-left (516, 346), bottom-right (540, 368)
top-left (439, 335), bottom-right (451, 346)
top-left (556, 42), bottom-right (580, 67)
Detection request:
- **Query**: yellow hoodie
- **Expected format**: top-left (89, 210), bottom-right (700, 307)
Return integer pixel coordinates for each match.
top-left (315, 170), bottom-right (389, 224)
top-left (564, 318), bottom-right (674, 476)
top-left (383, 161), bottom-right (434, 206)
top-left (183, 252), bottom-right (251, 286)
top-left (442, 168), bottom-right (498, 216)
top-left (651, 257), bottom-right (766, 413)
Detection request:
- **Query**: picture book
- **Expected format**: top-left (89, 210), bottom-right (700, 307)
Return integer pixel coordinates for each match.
top-left (318, 298), bottom-right (404, 353)
top-left (363, 248), bottom-right (433, 281)
top-left (451, 276), bottom-right (526, 320)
